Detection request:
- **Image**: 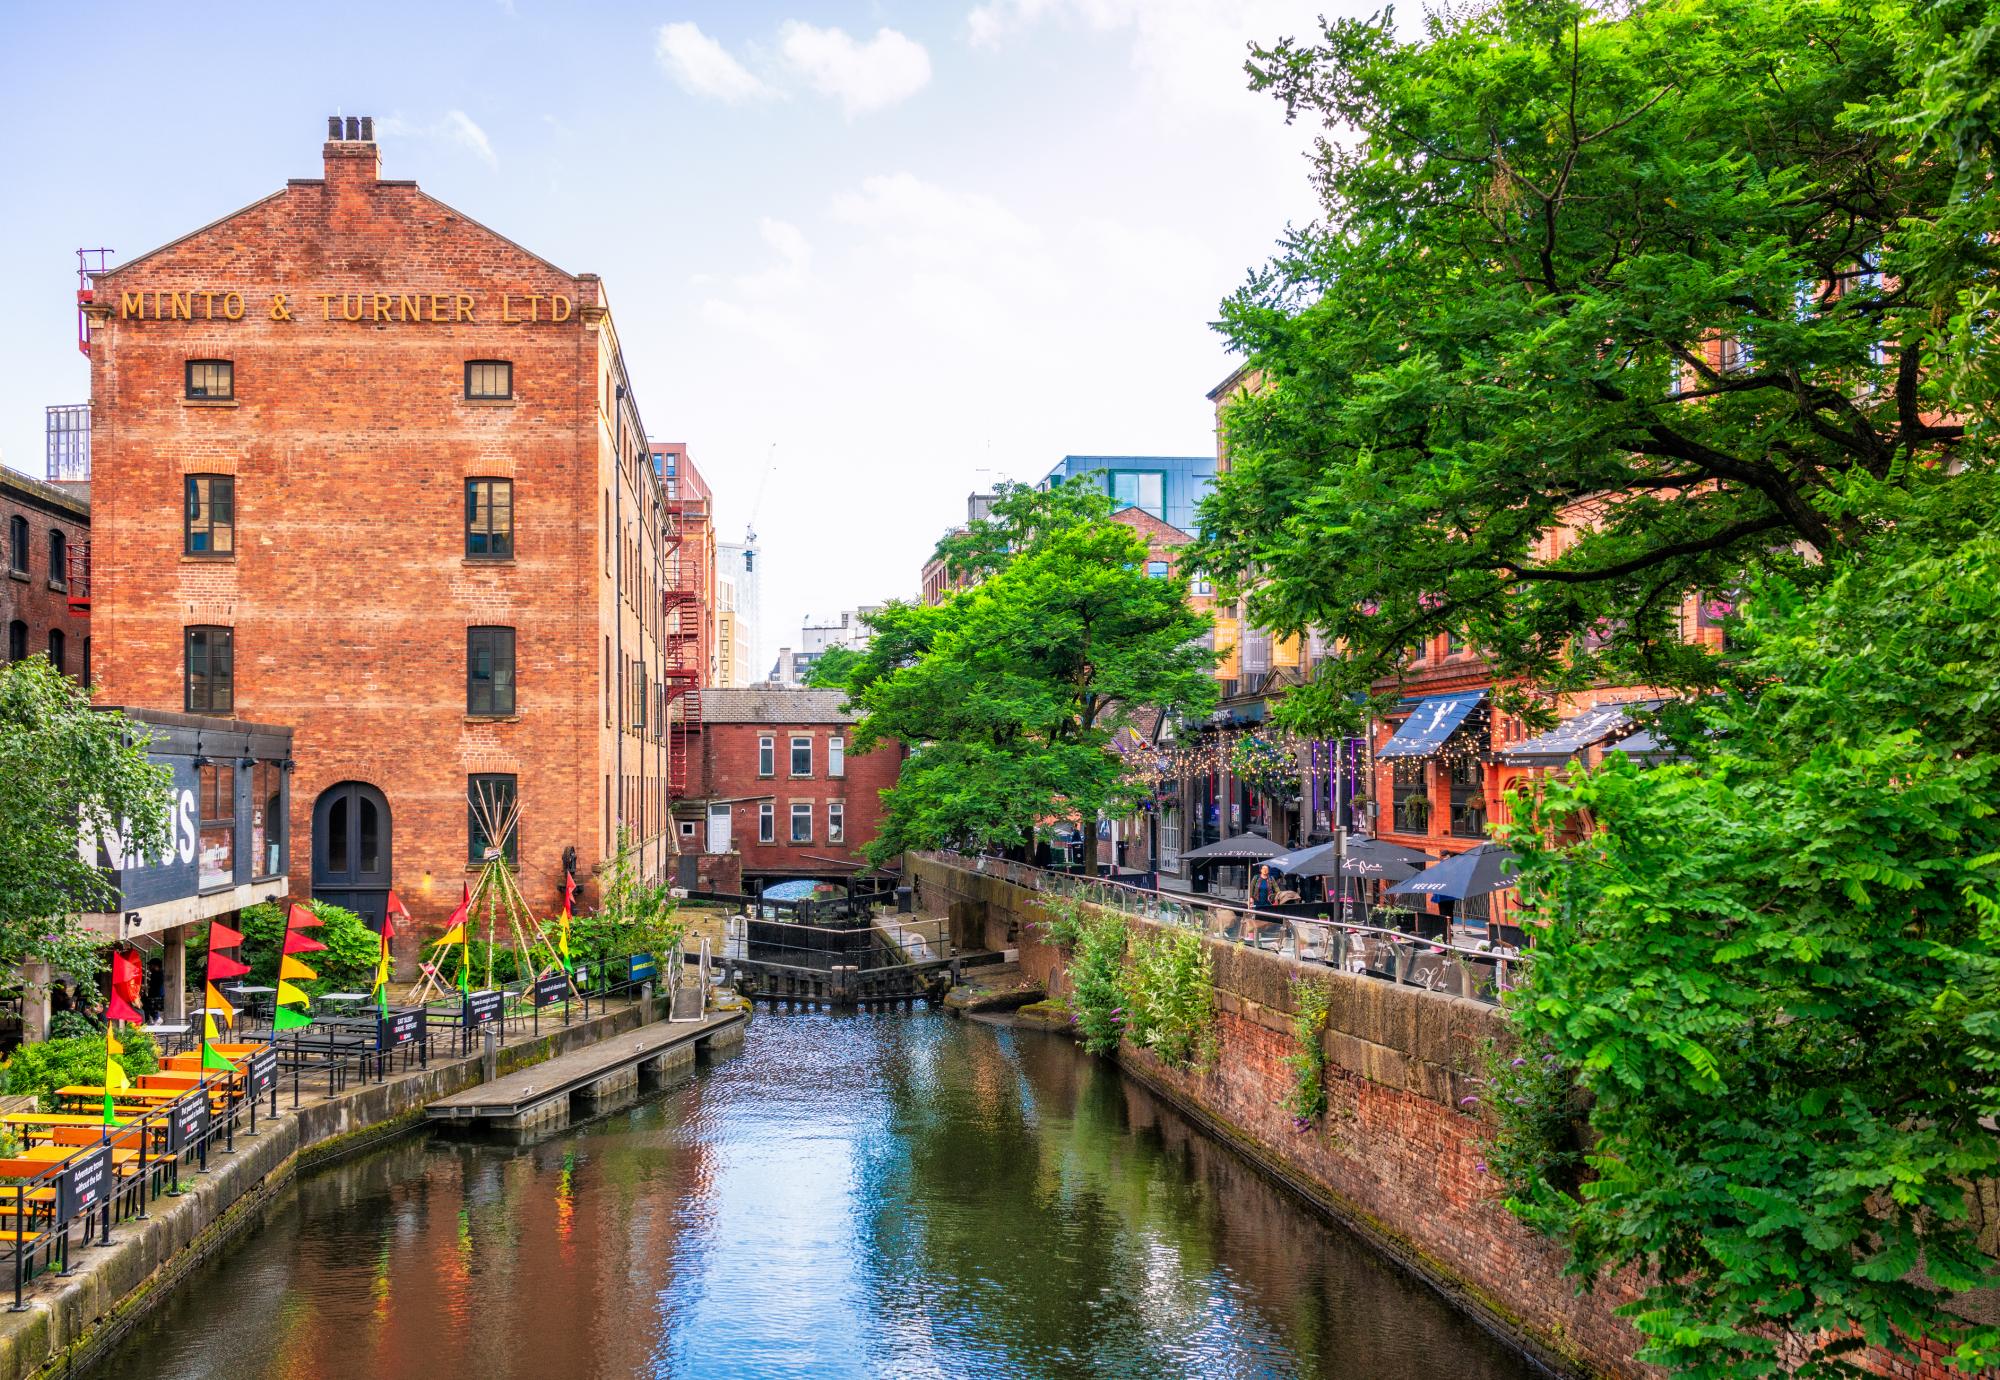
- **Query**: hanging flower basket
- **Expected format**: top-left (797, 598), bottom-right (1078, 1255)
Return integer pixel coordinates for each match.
top-left (1229, 734), bottom-right (1300, 801)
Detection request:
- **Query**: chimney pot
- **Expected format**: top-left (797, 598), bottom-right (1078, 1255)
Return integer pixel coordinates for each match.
top-left (359, 116), bottom-right (374, 142)
top-left (345, 116), bottom-right (360, 140)
top-left (328, 115), bottom-right (342, 139)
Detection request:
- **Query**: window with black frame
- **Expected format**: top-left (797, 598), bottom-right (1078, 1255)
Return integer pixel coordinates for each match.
top-left (465, 478), bottom-right (513, 559)
top-left (1392, 763), bottom-right (1431, 835)
top-left (185, 475), bottom-right (235, 556)
top-left (252, 760), bottom-right (285, 878)
top-left (185, 626), bottom-right (234, 712)
top-left (467, 627), bottom-right (516, 716)
top-left (47, 530), bottom-right (65, 588)
top-left (465, 360), bottom-right (512, 400)
top-left (1448, 756), bottom-right (1487, 839)
top-left (7, 515), bottom-right (25, 573)
top-left (197, 763), bottom-right (235, 891)
top-left (185, 360), bottom-right (233, 400)
top-left (468, 773), bottom-right (518, 864)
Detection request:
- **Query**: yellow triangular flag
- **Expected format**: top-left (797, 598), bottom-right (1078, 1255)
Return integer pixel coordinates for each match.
top-left (203, 1011), bottom-right (222, 1042)
top-left (433, 922), bottom-right (465, 948)
top-left (105, 1029), bottom-right (131, 1091)
top-left (205, 981), bottom-right (237, 1026)
top-left (275, 979), bottom-right (312, 1008)
top-left (279, 954), bottom-right (318, 982)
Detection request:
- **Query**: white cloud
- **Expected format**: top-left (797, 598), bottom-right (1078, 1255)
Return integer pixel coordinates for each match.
top-left (733, 217), bottom-right (812, 297)
top-left (832, 173), bottom-right (1038, 255)
top-left (700, 298), bottom-right (818, 363)
top-left (378, 111), bottom-right (498, 169)
top-left (655, 21), bottom-right (773, 103)
top-left (777, 22), bottom-right (931, 116)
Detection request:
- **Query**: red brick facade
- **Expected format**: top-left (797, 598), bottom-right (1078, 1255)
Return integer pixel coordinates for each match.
top-left (84, 122), bottom-right (689, 932)
top-left (680, 688), bottom-right (901, 891)
top-left (2, 472), bottom-right (90, 683)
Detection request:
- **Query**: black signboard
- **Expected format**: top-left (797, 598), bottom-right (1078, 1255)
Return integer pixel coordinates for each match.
top-left (172, 1094), bottom-right (210, 1155)
top-left (246, 1045), bottom-right (278, 1100)
top-left (532, 973), bottom-right (569, 1008)
top-left (377, 1008), bottom-right (424, 1052)
top-left (57, 1146), bottom-right (113, 1222)
top-left (626, 953), bottom-right (658, 985)
top-left (464, 990), bottom-right (503, 1027)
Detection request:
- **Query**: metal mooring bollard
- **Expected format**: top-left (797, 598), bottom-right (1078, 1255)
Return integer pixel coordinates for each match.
top-left (641, 981), bottom-right (655, 1023)
top-left (482, 1026), bottom-right (498, 1083)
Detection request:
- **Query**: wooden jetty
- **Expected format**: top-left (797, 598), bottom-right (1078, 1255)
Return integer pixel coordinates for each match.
top-left (425, 1009), bottom-right (746, 1135)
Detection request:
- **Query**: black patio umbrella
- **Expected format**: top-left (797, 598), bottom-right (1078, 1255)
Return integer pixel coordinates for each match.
top-left (1386, 843), bottom-right (1520, 902)
top-left (1269, 837), bottom-right (1427, 882)
top-left (1179, 832), bottom-right (1289, 864)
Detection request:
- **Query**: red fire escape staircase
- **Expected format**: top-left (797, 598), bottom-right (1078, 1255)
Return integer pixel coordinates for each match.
top-left (66, 540), bottom-right (90, 615)
top-left (661, 505), bottom-right (704, 796)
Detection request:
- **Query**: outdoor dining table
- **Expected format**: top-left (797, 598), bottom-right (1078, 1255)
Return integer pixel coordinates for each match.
top-left (53, 1086), bottom-right (182, 1114)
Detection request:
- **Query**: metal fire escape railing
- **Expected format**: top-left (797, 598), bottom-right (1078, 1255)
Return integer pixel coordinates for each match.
top-left (66, 540), bottom-right (90, 615)
top-left (662, 498), bottom-right (707, 796)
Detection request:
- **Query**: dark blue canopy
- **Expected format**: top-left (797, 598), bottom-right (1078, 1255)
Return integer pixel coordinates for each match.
top-left (1501, 701), bottom-right (1655, 765)
top-left (1386, 843), bottom-right (1519, 901)
top-left (1378, 690), bottom-right (1485, 759)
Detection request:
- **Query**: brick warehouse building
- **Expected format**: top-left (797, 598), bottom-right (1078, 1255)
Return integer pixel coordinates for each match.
top-left (676, 688), bottom-right (901, 894)
top-left (83, 117), bottom-right (703, 932)
top-left (3, 469), bottom-right (91, 681)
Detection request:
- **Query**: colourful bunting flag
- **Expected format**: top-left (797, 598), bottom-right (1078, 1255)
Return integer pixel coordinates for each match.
top-left (275, 979), bottom-right (312, 1008)
top-left (208, 920), bottom-right (244, 949)
top-left (442, 883), bottom-right (473, 993)
top-left (273, 1007), bottom-right (312, 1031)
top-left (207, 949), bottom-right (251, 980)
top-left (376, 894), bottom-right (400, 1015)
top-left (107, 949), bottom-right (144, 1024)
top-left (205, 981), bottom-right (237, 1026)
top-left (201, 1035), bottom-right (233, 1071)
top-left (279, 954), bottom-right (318, 983)
top-left (286, 902), bottom-right (323, 930)
top-left (558, 869), bottom-right (575, 965)
top-left (103, 1025), bottom-right (129, 1126)
top-left (283, 928), bottom-right (327, 955)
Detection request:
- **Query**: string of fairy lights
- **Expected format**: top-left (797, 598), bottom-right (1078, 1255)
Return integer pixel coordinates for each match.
top-left (1131, 702), bottom-right (1497, 794)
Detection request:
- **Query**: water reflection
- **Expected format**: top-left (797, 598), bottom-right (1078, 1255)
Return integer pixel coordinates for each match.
top-left (90, 1014), bottom-right (1535, 1380)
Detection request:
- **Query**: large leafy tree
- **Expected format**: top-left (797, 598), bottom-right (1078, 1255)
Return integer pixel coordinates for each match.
top-left (803, 645), bottom-right (862, 690)
top-left (853, 483), bottom-right (1216, 871)
top-left (1192, 0), bottom-right (1996, 726)
top-left (0, 657), bottom-right (170, 984)
top-left (1500, 477), bottom-right (2000, 1378)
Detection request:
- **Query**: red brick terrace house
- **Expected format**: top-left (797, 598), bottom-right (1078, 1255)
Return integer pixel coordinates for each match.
top-left (676, 687), bottom-right (902, 894)
top-left (2, 470), bottom-right (91, 682)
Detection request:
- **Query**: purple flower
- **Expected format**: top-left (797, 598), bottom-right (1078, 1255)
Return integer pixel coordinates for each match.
top-left (1459, 1095), bottom-right (1479, 1107)
top-left (1510, 1057), bottom-right (1526, 1068)
top-left (1475, 1161), bottom-right (1488, 1174)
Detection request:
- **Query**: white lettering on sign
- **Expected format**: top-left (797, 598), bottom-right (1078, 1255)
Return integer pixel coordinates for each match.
top-left (87, 787), bottom-right (197, 872)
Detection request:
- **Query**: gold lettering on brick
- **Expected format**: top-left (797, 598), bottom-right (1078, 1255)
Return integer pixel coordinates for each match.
top-left (170, 292), bottom-right (192, 321)
top-left (398, 294), bottom-right (421, 322)
top-left (120, 292), bottom-right (143, 319)
top-left (455, 294), bottom-right (475, 322)
top-left (525, 293), bottom-right (543, 322)
top-left (224, 292), bottom-right (245, 320)
top-left (200, 291), bottom-right (219, 319)
top-left (431, 293), bottom-right (449, 321)
top-left (341, 295), bottom-right (364, 322)
top-left (501, 294), bottom-right (520, 324)
top-left (371, 293), bottom-right (392, 322)
top-left (268, 294), bottom-right (291, 321)
top-left (551, 295), bottom-right (572, 322)
top-left (317, 293), bottom-right (335, 321)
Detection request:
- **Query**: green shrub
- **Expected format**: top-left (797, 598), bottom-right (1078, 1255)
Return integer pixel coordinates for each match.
top-left (1282, 977), bottom-right (1333, 1128)
top-left (1040, 896), bottom-right (1128, 1055)
top-left (47, 1010), bottom-right (101, 1042)
top-left (3, 1029), bottom-right (160, 1112)
top-left (1121, 926), bottom-right (1216, 1071)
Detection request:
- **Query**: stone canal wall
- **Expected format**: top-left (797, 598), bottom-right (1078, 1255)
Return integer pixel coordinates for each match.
top-left (917, 853), bottom-right (1655, 1380)
top-left (0, 1001), bottom-right (662, 1380)
top-left (918, 854), bottom-right (1994, 1380)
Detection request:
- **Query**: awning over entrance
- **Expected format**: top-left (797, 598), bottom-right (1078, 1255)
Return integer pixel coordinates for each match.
top-left (1501, 700), bottom-right (1654, 766)
top-left (1378, 690), bottom-right (1484, 759)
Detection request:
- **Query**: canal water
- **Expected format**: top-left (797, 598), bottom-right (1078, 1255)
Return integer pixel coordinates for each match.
top-left (89, 1013), bottom-right (1538, 1380)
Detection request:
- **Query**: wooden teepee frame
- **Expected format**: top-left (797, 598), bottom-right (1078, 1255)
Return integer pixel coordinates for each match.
top-left (406, 781), bottom-right (581, 1006)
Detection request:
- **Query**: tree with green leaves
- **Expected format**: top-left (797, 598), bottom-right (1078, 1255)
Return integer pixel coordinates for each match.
top-left (0, 657), bottom-right (170, 989)
top-left (852, 482), bottom-right (1216, 872)
top-left (803, 644), bottom-right (862, 690)
top-left (1498, 476), bottom-right (2000, 1379)
top-left (1192, 0), bottom-right (1996, 729)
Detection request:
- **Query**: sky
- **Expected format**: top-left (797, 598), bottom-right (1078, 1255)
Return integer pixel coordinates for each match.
top-left (0, 0), bottom-right (1340, 673)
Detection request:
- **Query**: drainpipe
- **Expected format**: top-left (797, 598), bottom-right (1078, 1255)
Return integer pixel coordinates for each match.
top-left (615, 385), bottom-right (625, 861)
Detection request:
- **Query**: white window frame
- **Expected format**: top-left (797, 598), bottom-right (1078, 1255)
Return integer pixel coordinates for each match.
top-left (790, 735), bottom-right (812, 777)
top-left (828, 801), bottom-right (844, 843)
top-left (829, 736), bottom-right (845, 778)
top-left (790, 801), bottom-right (812, 843)
top-left (758, 801), bottom-right (774, 843)
top-left (758, 735), bottom-right (774, 777)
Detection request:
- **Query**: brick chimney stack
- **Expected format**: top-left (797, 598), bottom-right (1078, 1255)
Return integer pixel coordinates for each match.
top-left (323, 113), bottom-right (379, 185)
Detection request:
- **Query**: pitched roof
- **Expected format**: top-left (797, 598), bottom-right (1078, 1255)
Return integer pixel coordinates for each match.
top-left (702, 687), bottom-right (860, 724)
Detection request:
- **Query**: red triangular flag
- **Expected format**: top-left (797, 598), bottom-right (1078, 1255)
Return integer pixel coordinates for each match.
top-left (207, 949), bottom-right (250, 980)
top-left (283, 928), bottom-right (327, 954)
top-left (444, 883), bottom-right (471, 932)
top-left (286, 902), bottom-right (323, 930)
top-left (562, 871), bottom-right (576, 919)
top-left (384, 891), bottom-right (411, 942)
top-left (208, 920), bottom-right (244, 950)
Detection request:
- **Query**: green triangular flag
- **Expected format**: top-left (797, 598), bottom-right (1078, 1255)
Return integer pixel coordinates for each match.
top-left (201, 1041), bottom-right (233, 1071)
top-left (102, 1094), bottom-right (122, 1128)
top-left (273, 1006), bottom-right (312, 1031)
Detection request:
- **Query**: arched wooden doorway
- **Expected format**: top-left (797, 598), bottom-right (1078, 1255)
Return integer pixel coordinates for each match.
top-left (312, 781), bottom-right (392, 930)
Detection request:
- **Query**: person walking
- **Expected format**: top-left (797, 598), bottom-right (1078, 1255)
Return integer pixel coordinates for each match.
top-left (1252, 865), bottom-right (1275, 910)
